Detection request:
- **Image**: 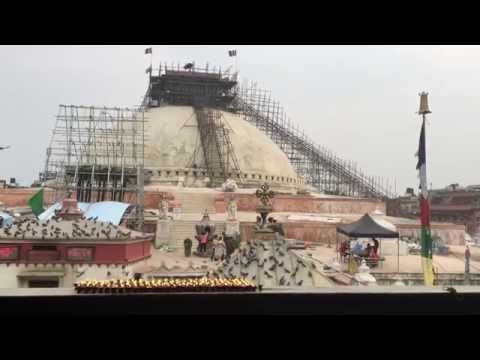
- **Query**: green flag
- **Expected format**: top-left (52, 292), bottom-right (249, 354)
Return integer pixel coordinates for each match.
top-left (28, 188), bottom-right (44, 216)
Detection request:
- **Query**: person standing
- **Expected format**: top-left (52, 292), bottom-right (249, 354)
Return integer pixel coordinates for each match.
top-left (372, 238), bottom-right (379, 255)
top-left (199, 231), bottom-right (208, 254)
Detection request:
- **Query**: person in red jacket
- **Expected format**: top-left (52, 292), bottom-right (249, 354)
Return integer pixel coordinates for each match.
top-left (199, 231), bottom-right (208, 254)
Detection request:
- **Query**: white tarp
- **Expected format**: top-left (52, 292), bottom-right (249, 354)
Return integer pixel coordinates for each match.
top-left (39, 201), bottom-right (130, 225)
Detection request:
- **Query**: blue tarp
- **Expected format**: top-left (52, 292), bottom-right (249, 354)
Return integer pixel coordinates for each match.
top-left (0, 212), bottom-right (13, 227)
top-left (38, 201), bottom-right (131, 225)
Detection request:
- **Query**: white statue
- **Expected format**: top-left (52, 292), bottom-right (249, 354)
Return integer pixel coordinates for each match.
top-left (159, 199), bottom-right (169, 220)
top-left (222, 178), bottom-right (238, 192)
top-left (177, 176), bottom-right (185, 187)
top-left (227, 198), bottom-right (237, 221)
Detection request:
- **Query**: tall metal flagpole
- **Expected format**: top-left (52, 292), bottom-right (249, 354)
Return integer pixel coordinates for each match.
top-left (418, 91), bottom-right (433, 285)
top-left (150, 48), bottom-right (153, 76)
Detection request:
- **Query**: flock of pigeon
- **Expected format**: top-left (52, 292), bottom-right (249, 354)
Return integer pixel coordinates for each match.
top-left (0, 217), bottom-right (144, 241)
top-left (212, 233), bottom-right (318, 288)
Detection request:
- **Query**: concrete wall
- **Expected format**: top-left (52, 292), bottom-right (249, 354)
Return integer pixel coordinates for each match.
top-left (397, 224), bottom-right (466, 246)
top-left (0, 263), bottom-right (138, 289)
top-left (240, 220), bottom-right (467, 246)
top-left (240, 221), bottom-right (338, 245)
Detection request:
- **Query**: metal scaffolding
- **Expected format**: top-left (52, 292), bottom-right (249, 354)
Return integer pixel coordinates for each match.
top-left (42, 105), bottom-right (146, 228)
top-left (231, 81), bottom-right (394, 199)
top-left (142, 61), bottom-right (395, 199)
top-left (144, 63), bottom-right (242, 187)
top-left (195, 107), bottom-right (241, 186)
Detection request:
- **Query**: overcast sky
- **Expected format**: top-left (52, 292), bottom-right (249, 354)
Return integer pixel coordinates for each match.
top-left (0, 45), bottom-right (478, 194)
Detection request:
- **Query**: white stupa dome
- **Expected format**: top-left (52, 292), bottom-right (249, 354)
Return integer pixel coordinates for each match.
top-left (144, 106), bottom-right (301, 189)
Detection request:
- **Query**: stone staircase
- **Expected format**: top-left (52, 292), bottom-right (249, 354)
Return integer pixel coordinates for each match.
top-left (169, 220), bottom-right (226, 249)
top-left (174, 191), bottom-right (216, 214)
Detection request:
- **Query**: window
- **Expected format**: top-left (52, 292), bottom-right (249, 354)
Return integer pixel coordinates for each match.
top-left (32, 245), bottom-right (57, 251)
top-left (28, 279), bottom-right (59, 288)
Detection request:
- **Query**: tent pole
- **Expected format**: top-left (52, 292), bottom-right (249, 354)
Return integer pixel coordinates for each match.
top-left (336, 233), bottom-right (339, 263)
top-left (397, 236), bottom-right (400, 273)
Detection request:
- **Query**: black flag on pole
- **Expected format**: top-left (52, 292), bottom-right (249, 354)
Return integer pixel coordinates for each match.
top-left (228, 49), bottom-right (237, 57)
top-left (145, 47), bottom-right (152, 54)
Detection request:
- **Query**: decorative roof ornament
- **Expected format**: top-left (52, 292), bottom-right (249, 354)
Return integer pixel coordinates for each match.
top-left (418, 92), bottom-right (431, 115)
top-left (255, 183), bottom-right (275, 229)
top-left (255, 183), bottom-right (275, 207)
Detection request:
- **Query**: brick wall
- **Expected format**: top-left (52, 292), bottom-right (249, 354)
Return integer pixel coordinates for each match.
top-left (216, 193), bottom-right (385, 215)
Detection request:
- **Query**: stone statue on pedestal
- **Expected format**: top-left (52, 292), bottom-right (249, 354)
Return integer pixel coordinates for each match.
top-left (227, 198), bottom-right (237, 221)
top-left (225, 197), bottom-right (240, 238)
top-left (156, 196), bottom-right (171, 249)
top-left (159, 199), bottom-right (169, 220)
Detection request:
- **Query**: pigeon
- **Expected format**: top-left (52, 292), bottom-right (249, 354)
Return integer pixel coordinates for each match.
top-left (297, 280), bottom-right (303, 286)
top-left (284, 268), bottom-right (291, 274)
top-left (445, 287), bottom-right (457, 294)
top-left (279, 276), bottom-right (286, 286)
top-left (278, 261), bottom-right (284, 267)
top-left (268, 264), bottom-right (276, 271)
top-left (308, 271), bottom-right (313, 277)
top-left (264, 271), bottom-right (273, 279)
top-left (311, 263), bottom-right (317, 269)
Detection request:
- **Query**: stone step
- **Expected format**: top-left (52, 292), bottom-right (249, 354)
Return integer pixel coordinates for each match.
top-left (174, 192), bottom-right (217, 214)
top-left (169, 220), bottom-right (226, 249)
